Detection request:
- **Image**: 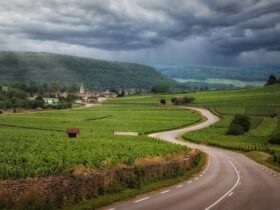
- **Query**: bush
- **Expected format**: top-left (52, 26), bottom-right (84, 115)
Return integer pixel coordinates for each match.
top-left (270, 113), bottom-right (278, 118)
top-left (160, 99), bottom-right (166, 106)
top-left (171, 96), bottom-right (195, 105)
top-left (268, 133), bottom-right (280, 145)
top-left (227, 114), bottom-right (250, 135)
top-left (0, 110), bottom-right (3, 114)
top-left (231, 114), bottom-right (251, 132)
top-left (273, 153), bottom-right (280, 164)
top-left (226, 124), bottom-right (245, 135)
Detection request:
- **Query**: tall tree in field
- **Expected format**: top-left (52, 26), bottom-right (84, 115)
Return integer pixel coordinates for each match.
top-left (265, 75), bottom-right (277, 86)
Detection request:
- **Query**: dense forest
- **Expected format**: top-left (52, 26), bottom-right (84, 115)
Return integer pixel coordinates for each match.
top-left (0, 52), bottom-right (180, 90)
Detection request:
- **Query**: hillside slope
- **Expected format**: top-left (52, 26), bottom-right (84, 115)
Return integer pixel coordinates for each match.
top-left (154, 65), bottom-right (280, 88)
top-left (0, 52), bottom-right (177, 90)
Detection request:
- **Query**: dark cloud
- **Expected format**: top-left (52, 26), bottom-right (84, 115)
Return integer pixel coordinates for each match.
top-left (0, 0), bottom-right (280, 64)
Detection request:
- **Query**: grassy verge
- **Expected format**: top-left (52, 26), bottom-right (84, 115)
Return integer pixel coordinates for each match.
top-left (184, 136), bottom-right (280, 172)
top-left (63, 152), bottom-right (206, 210)
top-left (245, 151), bottom-right (280, 173)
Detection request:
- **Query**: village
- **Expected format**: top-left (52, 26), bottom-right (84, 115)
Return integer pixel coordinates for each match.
top-left (0, 82), bottom-right (144, 113)
top-left (32, 83), bottom-right (137, 106)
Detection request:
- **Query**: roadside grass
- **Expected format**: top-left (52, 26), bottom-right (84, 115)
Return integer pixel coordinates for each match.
top-left (245, 151), bottom-right (280, 173)
top-left (63, 152), bottom-right (206, 210)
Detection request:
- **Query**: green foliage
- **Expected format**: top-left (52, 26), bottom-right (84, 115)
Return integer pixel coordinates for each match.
top-left (0, 52), bottom-right (177, 90)
top-left (151, 83), bottom-right (170, 93)
top-left (227, 124), bottom-right (245, 135)
top-left (0, 98), bottom-right (199, 178)
top-left (171, 96), bottom-right (195, 105)
top-left (181, 84), bottom-right (280, 165)
top-left (160, 99), bottom-right (166, 105)
top-left (269, 133), bottom-right (280, 145)
top-left (227, 114), bottom-right (250, 135)
top-left (265, 74), bottom-right (278, 86)
top-left (269, 122), bottom-right (280, 145)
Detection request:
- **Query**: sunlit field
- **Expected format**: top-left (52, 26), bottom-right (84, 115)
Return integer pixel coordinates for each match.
top-left (0, 99), bottom-right (200, 178)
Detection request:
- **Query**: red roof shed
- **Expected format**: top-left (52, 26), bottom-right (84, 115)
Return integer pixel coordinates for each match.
top-left (66, 128), bottom-right (80, 138)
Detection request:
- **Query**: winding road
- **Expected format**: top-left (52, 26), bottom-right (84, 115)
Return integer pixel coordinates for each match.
top-left (103, 107), bottom-right (280, 210)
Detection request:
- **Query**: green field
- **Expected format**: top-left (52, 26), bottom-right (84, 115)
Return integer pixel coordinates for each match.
top-left (0, 100), bottom-right (200, 179)
top-left (181, 84), bottom-right (280, 166)
top-left (122, 84), bottom-right (280, 168)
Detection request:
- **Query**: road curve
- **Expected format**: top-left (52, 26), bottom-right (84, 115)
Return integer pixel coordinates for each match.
top-left (102, 107), bottom-right (280, 210)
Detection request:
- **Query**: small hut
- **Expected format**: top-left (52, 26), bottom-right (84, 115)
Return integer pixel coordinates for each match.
top-left (66, 128), bottom-right (80, 138)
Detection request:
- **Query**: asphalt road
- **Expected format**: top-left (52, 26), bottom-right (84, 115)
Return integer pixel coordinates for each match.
top-left (102, 107), bottom-right (280, 210)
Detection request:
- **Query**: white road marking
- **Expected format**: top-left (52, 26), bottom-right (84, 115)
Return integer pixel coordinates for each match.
top-left (204, 160), bottom-right (240, 210)
top-left (200, 174), bottom-right (203, 177)
top-left (108, 208), bottom-right (115, 210)
top-left (160, 190), bottom-right (170, 194)
top-left (194, 177), bottom-right (199, 180)
top-left (176, 184), bottom-right (183, 188)
top-left (134, 197), bottom-right (150, 203)
top-left (228, 192), bottom-right (234, 197)
top-left (187, 181), bottom-right (193, 184)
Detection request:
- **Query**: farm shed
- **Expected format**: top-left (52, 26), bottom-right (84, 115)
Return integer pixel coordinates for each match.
top-left (66, 128), bottom-right (80, 138)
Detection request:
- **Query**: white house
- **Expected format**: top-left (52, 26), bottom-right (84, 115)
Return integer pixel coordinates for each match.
top-left (43, 98), bottom-right (59, 104)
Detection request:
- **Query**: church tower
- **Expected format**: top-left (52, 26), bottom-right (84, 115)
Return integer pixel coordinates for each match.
top-left (80, 83), bottom-right (85, 95)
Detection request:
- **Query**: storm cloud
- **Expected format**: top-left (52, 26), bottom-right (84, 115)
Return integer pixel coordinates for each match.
top-left (0, 0), bottom-right (280, 65)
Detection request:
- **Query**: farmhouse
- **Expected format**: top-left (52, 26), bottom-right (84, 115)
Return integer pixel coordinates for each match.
top-left (66, 128), bottom-right (80, 138)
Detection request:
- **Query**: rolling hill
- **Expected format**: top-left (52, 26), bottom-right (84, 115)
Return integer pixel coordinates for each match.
top-left (154, 64), bottom-right (280, 88)
top-left (0, 52), bottom-right (179, 90)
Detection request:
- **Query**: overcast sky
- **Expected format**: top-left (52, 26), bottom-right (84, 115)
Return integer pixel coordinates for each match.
top-left (1, 0), bottom-right (280, 66)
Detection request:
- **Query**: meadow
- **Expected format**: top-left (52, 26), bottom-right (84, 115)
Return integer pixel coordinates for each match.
top-left (0, 101), bottom-right (200, 179)
top-left (182, 84), bottom-right (280, 167)
top-left (119, 84), bottom-right (280, 167)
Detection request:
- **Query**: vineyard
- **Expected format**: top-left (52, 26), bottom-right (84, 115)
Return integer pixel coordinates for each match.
top-left (0, 100), bottom-right (200, 179)
top-left (182, 84), bottom-right (280, 166)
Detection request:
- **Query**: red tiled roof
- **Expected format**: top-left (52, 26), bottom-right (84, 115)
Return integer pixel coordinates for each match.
top-left (66, 128), bottom-right (80, 134)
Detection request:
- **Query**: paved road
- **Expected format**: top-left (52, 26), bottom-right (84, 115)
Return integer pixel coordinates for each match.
top-left (102, 107), bottom-right (280, 210)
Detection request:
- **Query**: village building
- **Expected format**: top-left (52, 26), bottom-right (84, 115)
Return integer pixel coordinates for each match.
top-left (43, 97), bottom-right (59, 104)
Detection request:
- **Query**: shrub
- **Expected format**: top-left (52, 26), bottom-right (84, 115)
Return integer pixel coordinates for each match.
top-left (227, 114), bottom-right (250, 135)
top-left (226, 124), bottom-right (245, 135)
top-left (171, 96), bottom-right (195, 105)
top-left (231, 114), bottom-right (251, 132)
top-left (273, 153), bottom-right (280, 164)
top-left (268, 133), bottom-right (280, 145)
top-left (160, 99), bottom-right (166, 106)
top-left (270, 113), bottom-right (278, 118)
top-left (0, 110), bottom-right (3, 114)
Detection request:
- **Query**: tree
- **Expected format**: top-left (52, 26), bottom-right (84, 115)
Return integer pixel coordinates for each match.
top-left (227, 124), bottom-right (245, 135)
top-left (231, 114), bottom-right (251, 132)
top-left (268, 133), bottom-right (280, 145)
top-left (265, 75), bottom-right (277, 86)
top-left (227, 114), bottom-right (251, 135)
top-left (118, 90), bottom-right (126, 97)
top-left (160, 99), bottom-right (166, 106)
top-left (171, 96), bottom-right (195, 105)
top-left (151, 83), bottom-right (170, 93)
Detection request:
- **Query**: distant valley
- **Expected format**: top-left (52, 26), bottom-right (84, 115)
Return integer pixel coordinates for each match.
top-left (154, 64), bottom-right (280, 88)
